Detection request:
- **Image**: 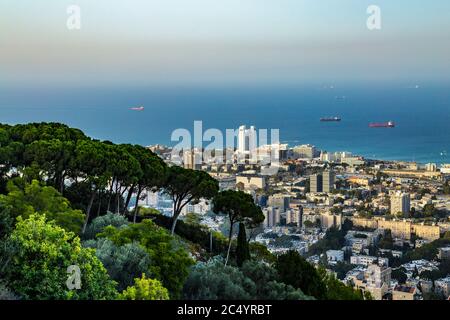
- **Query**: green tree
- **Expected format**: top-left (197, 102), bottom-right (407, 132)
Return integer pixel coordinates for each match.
top-left (236, 222), bottom-right (250, 267)
top-left (3, 214), bottom-right (117, 300)
top-left (318, 268), bottom-right (363, 300)
top-left (183, 258), bottom-right (312, 300)
top-left (391, 268), bottom-right (408, 284)
top-left (275, 250), bottom-right (327, 299)
top-left (83, 238), bottom-right (151, 291)
top-left (163, 166), bottom-right (219, 235)
top-left (75, 140), bottom-right (110, 233)
top-left (124, 144), bottom-right (166, 222)
top-left (0, 179), bottom-right (85, 233)
top-left (24, 139), bottom-right (75, 194)
top-left (83, 212), bottom-right (129, 240)
top-left (118, 274), bottom-right (169, 300)
top-left (240, 260), bottom-right (312, 300)
top-left (99, 219), bottom-right (194, 299)
top-left (212, 190), bottom-right (264, 265)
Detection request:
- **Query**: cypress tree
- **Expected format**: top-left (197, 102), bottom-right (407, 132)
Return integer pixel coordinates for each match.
top-left (236, 222), bottom-right (250, 267)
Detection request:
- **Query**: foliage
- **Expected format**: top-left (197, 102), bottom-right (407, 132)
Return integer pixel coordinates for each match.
top-left (319, 269), bottom-right (364, 300)
top-left (331, 261), bottom-right (355, 280)
top-left (249, 242), bottom-right (276, 264)
top-left (3, 214), bottom-right (117, 300)
top-left (99, 219), bottom-right (194, 299)
top-left (83, 238), bottom-right (151, 291)
top-left (378, 229), bottom-right (394, 249)
top-left (183, 257), bottom-right (312, 300)
top-left (183, 257), bottom-right (254, 300)
top-left (83, 212), bottom-right (129, 240)
top-left (118, 274), bottom-right (169, 300)
top-left (164, 166), bottom-right (219, 234)
top-left (275, 250), bottom-right (327, 299)
top-left (0, 179), bottom-right (85, 233)
top-left (213, 190), bottom-right (264, 264)
top-left (240, 260), bottom-right (312, 300)
top-left (307, 226), bottom-right (347, 256)
top-left (391, 267), bottom-right (408, 284)
top-left (0, 282), bottom-right (20, 300)
top-left (0, 203), bottom-right (14, 240)
top-left (236, 223), bottom-right (250, 267)
top-left (403, 237), bottom-right (450, 262)
top-left (148, 212), bottom-right (229, 255)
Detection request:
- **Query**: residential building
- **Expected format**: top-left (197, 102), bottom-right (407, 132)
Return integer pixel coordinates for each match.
top-left (326, 250), bottom-right (344, 264)
top-left (310, 174), bottom-right (323, 193)
top-left (293, 144), bottom-right (317, 159)
top-left (390, 191), bottom-right (410, 216)
top-left (323, 170), bottom-right (335, 193)
top-left (392, 285), bottom-right (420, 300)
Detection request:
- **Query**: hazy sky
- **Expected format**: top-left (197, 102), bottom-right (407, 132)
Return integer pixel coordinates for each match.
top-left (1, 0), bottom-right (450, 87)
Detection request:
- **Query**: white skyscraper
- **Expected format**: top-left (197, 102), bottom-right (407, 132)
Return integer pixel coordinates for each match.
top-left (238, 125), bottom-right (257, 154)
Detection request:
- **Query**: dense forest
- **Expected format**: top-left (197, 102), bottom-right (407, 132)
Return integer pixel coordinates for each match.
top-left (0, 122), bottom-right (364, 300)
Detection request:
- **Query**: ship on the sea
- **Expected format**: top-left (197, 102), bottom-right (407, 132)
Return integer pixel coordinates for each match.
top-left (130, 106), bottom-right (144, 111)
top-left (320, 116), bottom-right (341, 122)
top-left (369, 121), bottom-right (395, 128)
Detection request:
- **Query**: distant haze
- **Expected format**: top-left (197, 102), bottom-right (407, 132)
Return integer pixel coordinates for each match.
top-left (1, 0), bottom-right (450, 87)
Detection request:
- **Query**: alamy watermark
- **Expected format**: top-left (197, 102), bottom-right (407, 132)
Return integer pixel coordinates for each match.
top-left (67, 5), bottom-right (81, 30)
top-left (171, 121), bottom-right (281, 175)
top-left (367, 5), bottom-right (381, 30)
top-left (66, 265), bottom-right (81, 290)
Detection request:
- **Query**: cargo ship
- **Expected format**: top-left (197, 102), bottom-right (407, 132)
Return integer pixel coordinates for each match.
top-left (320, 116), bottom-right (341, 122)
top-left (369, 121), bottom-right (395, 128)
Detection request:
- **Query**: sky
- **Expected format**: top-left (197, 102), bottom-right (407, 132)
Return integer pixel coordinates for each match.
top-left (1, 0), bottom-right (450, 88)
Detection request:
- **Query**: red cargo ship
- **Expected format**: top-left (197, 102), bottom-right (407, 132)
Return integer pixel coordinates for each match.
top-left (369, 121), bottom-right (395, 128)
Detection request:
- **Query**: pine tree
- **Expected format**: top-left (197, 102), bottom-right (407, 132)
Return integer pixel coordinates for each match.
top-left (236, 223), bottom-right (250, 267)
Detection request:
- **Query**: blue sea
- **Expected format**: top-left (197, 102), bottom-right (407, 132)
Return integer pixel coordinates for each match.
top-left (1, 84), bottom-right (450, 164)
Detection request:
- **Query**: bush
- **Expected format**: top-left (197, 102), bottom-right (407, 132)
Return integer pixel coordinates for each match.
top-left (276, 251), bottom-right (327, 299)
top-left (118, 274), bottom-right (169, 300)
top-left (0, 282), bottom-right (20, 300)
top-left (83, 212), bottom-right (129, 240)
top-left (4, 214), bottom-right (117, 300)
top-left (83, 238), bottom-right (151, 291)
top-left (99, 219), bottom-right (194, 299)
top-left (183, 257), bottom-right (255, 300)
top-left (183, 257), bottom-right (312, 300)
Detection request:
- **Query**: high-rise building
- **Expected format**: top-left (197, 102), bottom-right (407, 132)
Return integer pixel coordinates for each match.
top-left (425, 163), bottom-right (437, 172)
top-left (238, 125), bottom-right (257, 154)
top-left (183, 149), bottom-right (202, 169)
top-left (293, 144), bottom-right (317, 159)
top-left (263, 207), bottom-right (281, 228)
top-left (285, 206), bottom-right (303, 227)
top-left (390, 191), bottom-right (410, 216)
top-left (310, 173), bottom-right (323, 193)
top-left (323, 170), bottom-right (335, 193)
top-left (268, 194), bottom-right (290, 212)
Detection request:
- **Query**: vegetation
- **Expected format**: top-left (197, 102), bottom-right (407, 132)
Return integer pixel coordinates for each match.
top-left (275, 250), bottom-right (327, 299)
top-left (236, 222), bottom-right (251, 267)
top-left (163, 165), bottom-right (219, 234)
top-left (307, 219), bottom-right (353, 256)
top-left (83, 238), bottom-right (151, 291)
top-left (99, 219), bottom-right (194, 298)
top-left (212, 190), bottom-right (264, 265)
top-left (183, 257), bottom-right (312, 300)
top-left (0, 122), bottom-right (374, 301)
top-left (118, 274), bottom-right (169, 300)
top-left (1, 214), bottom-right (117, 300)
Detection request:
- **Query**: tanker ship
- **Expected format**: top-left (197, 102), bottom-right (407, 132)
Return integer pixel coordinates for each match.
top-left (369, 121), bottom-right (395, 128)
top-left (320, 116), bottom-right (341, 122)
